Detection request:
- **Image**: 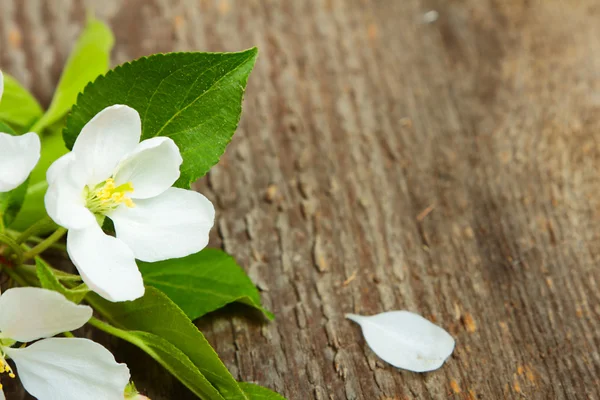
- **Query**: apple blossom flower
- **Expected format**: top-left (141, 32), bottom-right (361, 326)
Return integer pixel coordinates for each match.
top-left (0, 287), bottom-right (129, 399)
top-left (0, 71), bottom-right (41, 192)
top-left (45, 105), bottom-right (215, 302)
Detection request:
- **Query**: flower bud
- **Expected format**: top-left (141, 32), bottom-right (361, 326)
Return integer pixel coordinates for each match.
top-left (124, 382), bottom-right (150, 400)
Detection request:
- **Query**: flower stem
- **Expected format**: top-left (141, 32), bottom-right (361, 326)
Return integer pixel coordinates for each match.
top-left (87, 317), bottom-right (127, 340)
top-left (1, 265), bottom-right (29, 287)
top-left (14, 264), bottom-right (39, 286)
top-left (23, 227), bottom-right (67, 261)
top-left (15, 217), bottom-right (57, 244)
top-left (0, 233), bottom-right (24, 266)
top-left (7, 229), bottom-right (66, 251)
top-left (29, 117), bottom-right (48, 134)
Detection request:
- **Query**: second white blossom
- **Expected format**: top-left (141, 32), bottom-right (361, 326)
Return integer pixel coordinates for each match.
top-left (0, 287), bottom-right (129, 400)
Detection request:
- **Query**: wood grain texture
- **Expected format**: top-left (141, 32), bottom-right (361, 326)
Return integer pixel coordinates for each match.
top-left (2, 0), bottom-right (600, 399)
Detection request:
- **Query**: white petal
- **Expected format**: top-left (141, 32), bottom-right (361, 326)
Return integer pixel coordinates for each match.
top-left (46, 152), bottom-right (75, 185)
top-left (109, 187), bottom-right (215, 262)
top-left (114, 137), bottom-right (182, 199)
top-left (72, 105), bottom-right (141, 186)
top-left (0, 132), bottom-right (41, 192)
top-left (6, 337), bottom-right (130, 400)
top-left (67, 224), bottom-right (144, 302)
top-left (0, 287), bottom-right (92, 342)
top-left (44, 156), bottom-right (96, 230)
top-left (346, 311), bottom-right (455, 372)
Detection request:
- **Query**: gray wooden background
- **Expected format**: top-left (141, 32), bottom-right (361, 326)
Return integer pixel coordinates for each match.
top-left (1, 0), bottom-right (599, 399)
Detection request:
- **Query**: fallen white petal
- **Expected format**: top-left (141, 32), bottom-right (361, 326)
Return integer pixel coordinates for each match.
top-left (67, 224), bottom-right (145, 302)
top-left (0, 132), bottom-right (41, 192)
top-left (109, 187), bottom-right (215, 262)
top-left (72, 105), bottom-right (141, 187)
top-left (6, 337), bottom-right (130, 400)
top-left (0, 288), bottom-right (92, 343)
top-left (346, 311), bottom-right (455, 372)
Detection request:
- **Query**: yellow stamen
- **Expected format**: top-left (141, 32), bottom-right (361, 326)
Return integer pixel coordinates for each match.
top-left (0, 359), bottom-right (15, 380)
top-left (111, 192), bottom-right (124, 202)
top-left (86, 178), bottom-right (136, 213)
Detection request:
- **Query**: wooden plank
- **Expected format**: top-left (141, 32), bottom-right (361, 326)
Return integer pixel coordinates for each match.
top-left (1, 0), bottom-right (600, 398)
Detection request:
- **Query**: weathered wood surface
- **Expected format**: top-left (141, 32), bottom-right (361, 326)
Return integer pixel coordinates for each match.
top-left (2, 0), bottom-right (600, 399)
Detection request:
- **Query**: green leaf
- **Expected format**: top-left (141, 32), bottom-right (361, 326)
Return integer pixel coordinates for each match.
top-left (0, 74), bottom-right (43, 131)
top-left (0, 120), bottom-right (15, 135)
top-left (139, 248), bottom-right (273, 321)
top-left (0, 122), bottom-right (28, 228)
top-left (35, 258), bottom-right (89, 303)
top-left (89, 318), bottom-right (225, 400)
top-left (0, 179), bottom-right (28, 229)
top-left (29, 124), bottom-right (69, 184)
top-left (31, 18), bottom-right (114, 133)
top-left (47, 267), bottom-right (83, 282)
top-left (89, 287), bottom-right (249, 400)
top-left (7, 181), bottom-right (51, 231)
top-left (63, 48), bottom-right (258, 187)
top-left (239, 383), bottom-right (286, 400)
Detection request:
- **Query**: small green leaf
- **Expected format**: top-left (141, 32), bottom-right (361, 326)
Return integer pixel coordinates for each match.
top-left (0, 120), bottom-right (15, 135)
top-left (139, 248), bottom-right (273, 320)
top-left (64, 48), bottom-right (258, 187)
top-left (0, 179), bottom-right (28, 229)
top-left (29, 124), bottom-right (69, 184)
top-left (0, 74), bottom-right (43, 131)
top-left (31, 18), bottom-right (114, 133)
top-left (0, 121), bottom-right (12, 133)
top-left (90, 319), bottom-right (225, 400)
top-left (35, 258), bottom-right (89, 303)
top-left (7, 181), bottom-right (51, 231)
top-left (239, 383), bottom-right (287, 400)
top-left (48, 267), bottom-right (84, 282)
top-left (89, 287), bottom-right (249, 400)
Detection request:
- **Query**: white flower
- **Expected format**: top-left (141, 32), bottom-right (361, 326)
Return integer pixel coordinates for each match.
top-left (0, 71), bottom-right (41, 192)
top-left (45, 105), bottom-right (215, 302)
top-left (0, 287), bottom-right (130, 399)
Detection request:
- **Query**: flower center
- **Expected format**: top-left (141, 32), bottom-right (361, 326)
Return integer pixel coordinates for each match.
top-left (85, 178), bottom-right (136, 215)
top-left (0, 353), bottom-right (16, 390)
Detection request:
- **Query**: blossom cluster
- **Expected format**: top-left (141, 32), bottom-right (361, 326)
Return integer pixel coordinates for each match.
top-left (0, 70), bottom-right (215, 399)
